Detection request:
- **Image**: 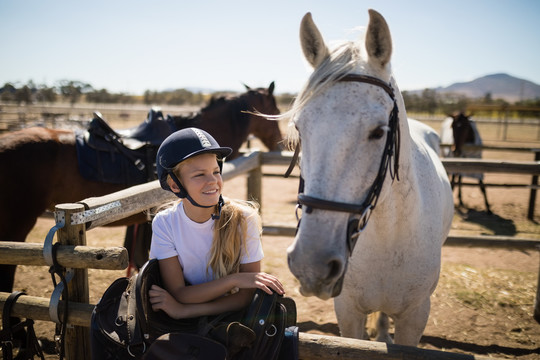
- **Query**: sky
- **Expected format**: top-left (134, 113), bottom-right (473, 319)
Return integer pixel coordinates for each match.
top-left (1, 0), bottom-right (539, 95)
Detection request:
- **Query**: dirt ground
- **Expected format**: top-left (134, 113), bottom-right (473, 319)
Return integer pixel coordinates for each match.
top-left (10, 137), bottom-right (540, 359)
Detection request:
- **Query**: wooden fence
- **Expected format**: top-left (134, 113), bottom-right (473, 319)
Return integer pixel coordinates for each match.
top-left (1, 150), bottom-right (539, 359)
top-left (440, 143), bottom-right (540, 219)
top-left (0, 103), bottom-right (199, 133)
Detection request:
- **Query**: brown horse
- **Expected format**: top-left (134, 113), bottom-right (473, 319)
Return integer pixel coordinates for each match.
top-left (0, 82), bottom-right (282, 294)
top-left (168, 82), bottom-right (282, 159)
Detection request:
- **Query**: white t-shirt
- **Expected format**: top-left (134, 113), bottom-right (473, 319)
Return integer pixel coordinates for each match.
top-left (149, 201), bottom-right (264, 285)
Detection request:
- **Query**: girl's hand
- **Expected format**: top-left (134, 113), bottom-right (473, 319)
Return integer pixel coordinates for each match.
top-left (148, 284), bottom-right (186, 319)
top-left (234, 272), bottom-right (285, 295)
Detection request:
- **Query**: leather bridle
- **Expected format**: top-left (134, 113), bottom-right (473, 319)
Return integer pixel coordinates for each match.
top-left (286, 74), bottom-right (401, 256)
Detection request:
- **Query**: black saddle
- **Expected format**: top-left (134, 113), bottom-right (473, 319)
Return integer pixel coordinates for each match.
top-left (116, 108), bottom-right (175, 147)
top-left (75, 109), bottom-right (174, 185)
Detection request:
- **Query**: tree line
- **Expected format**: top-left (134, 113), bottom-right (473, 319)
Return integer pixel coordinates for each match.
top-left (402, 89), bottom-right (540, 114)
top-left (1, 80), bottom-right (538, 115)
top-left (0, 80), bottom-right (203, 106)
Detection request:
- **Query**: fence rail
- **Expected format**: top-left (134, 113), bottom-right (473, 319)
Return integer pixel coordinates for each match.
top-left (0, 242), bottom-right (127, 269)
top-left (1, 150), bottom-right (538, 360)
top-left (263, 150), bottom-right (540, 219)
top-left (0, 103), bottom-right (199, 133)
top-left (0, 294), bottom-right (500, 360)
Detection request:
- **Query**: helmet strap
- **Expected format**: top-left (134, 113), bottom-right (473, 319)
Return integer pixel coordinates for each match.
top-left (211, 195), bottom-right (225, 220)
top-left (169, 171), bottom-right (223, 219)
top-left (169, 172), bottom-right (187, 198)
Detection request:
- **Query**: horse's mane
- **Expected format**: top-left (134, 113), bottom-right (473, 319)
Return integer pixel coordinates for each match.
top-left (170, 93), bottom-right (251, 135)
top-left (169, 112), bottom-right (199, 129)
top-left (220, 95), bottom-right (251, 139)
top-left (284, 41), bottom-right (366, 149)
top-left (202, 95), bottom-right (232, 111)
top-left (179, 94), bottom-right (252, 144)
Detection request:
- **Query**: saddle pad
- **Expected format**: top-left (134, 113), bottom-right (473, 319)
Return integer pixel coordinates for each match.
top-left (75, 130), bottom-right (156, 185)
top-left (142, 333), bottom-right (227, 360)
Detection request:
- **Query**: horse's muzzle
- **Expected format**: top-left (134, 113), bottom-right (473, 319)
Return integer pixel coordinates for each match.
top-left (286, 233), bottom-right (348, 300)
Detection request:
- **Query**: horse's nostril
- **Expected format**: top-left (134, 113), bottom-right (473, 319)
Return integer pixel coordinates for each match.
top-left (326, 258), bottom-right (343, 280)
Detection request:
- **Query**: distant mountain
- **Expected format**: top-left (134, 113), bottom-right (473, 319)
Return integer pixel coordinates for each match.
top-left (411, 73), bottom-right (540, 103)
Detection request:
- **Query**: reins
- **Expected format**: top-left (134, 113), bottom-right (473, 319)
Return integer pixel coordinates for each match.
top-left (286, 74), bottom-right (401, 255)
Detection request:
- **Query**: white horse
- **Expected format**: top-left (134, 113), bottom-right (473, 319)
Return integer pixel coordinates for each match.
top-left (286, 10), bottom-right (454, 346)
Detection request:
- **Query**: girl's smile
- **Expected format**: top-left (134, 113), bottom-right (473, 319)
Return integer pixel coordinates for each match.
top-left (168, 153), bottom-right (223, 221)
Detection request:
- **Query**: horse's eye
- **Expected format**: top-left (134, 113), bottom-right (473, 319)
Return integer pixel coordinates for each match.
top-left (369, 126), bottom-right (387, 140)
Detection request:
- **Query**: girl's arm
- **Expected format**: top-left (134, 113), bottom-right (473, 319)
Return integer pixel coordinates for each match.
top-left (151, 259), bottom-right (284, 319)
top-left (158, 257), bottom-right (284, 305)
top-left (149, 286), bottom-right (254, 319)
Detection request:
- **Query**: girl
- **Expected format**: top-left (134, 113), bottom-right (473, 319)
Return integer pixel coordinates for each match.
top-left (148, 127), bottom-right (284, 320)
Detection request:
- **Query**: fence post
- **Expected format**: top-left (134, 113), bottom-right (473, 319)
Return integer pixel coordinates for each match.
top-left (535, 254), bottom-right (540, 324)
top-left (246, 152), bottom-right (262, 214)
top-left (528, 150), bottom-right (540, 220)
top-left (55, 203), bottom-right (90, 360)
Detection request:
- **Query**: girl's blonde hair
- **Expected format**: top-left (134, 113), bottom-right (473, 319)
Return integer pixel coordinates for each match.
top-left (209, 197), bottom-right (261, 279)
top-left (168, 155), bottom-right (261, 280)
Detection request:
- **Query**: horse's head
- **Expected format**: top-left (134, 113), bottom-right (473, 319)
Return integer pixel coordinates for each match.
top-left (450, 112), bottom-right (474, 157)
top-left (242, 82), bottom-right (283, 151)
top-left (166, 84), bottom-right (282, 159)
top-left (286, 10), bottom-right (399, 300)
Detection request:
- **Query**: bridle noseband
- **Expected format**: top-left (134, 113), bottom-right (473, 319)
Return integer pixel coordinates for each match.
top-left (287, 74), bottom-right (401, 256)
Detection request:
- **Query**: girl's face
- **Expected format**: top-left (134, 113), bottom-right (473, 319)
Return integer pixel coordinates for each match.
top-left (172, 153), bottom-right (223, 208)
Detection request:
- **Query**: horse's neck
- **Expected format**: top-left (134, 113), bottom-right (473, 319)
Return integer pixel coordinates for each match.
top-left (200, 104), bottom-right (227, 119)
top-left (202, 99), bottom-right (240, 119)
top-left (460, 121), bottom-right (482, 159)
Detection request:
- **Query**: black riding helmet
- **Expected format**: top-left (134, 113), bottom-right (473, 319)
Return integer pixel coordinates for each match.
top-left (156, 128), bottom-right (232, 218)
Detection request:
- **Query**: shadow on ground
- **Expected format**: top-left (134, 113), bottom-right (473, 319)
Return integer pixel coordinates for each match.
top-left (456, 207), bottom-right (517, 236)
top-left (420, 334), bottom-right (540, 357)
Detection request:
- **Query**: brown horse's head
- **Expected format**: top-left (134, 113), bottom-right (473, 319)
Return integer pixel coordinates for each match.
top-left (242, 82), bottom-right (283, 151)
top-left (450, 112), bottom-right (474, 157)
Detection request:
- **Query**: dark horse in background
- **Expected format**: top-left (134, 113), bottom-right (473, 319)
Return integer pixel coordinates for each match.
top-left (0, 82), bottom-right (282, 295)
top-left (440, 112), bottom-right (491, 214)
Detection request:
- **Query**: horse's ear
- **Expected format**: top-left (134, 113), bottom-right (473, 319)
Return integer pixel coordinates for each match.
top-left (300, 12), bottom-right (329, 68)
top-left (244, 83), bottom-right (251, 90)
top-left (268, 81), bottom-right (275, 95)
top-left (365, 9), bottom-right (392, 69)
top-left (450, 111), bottom-right (461, 119)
